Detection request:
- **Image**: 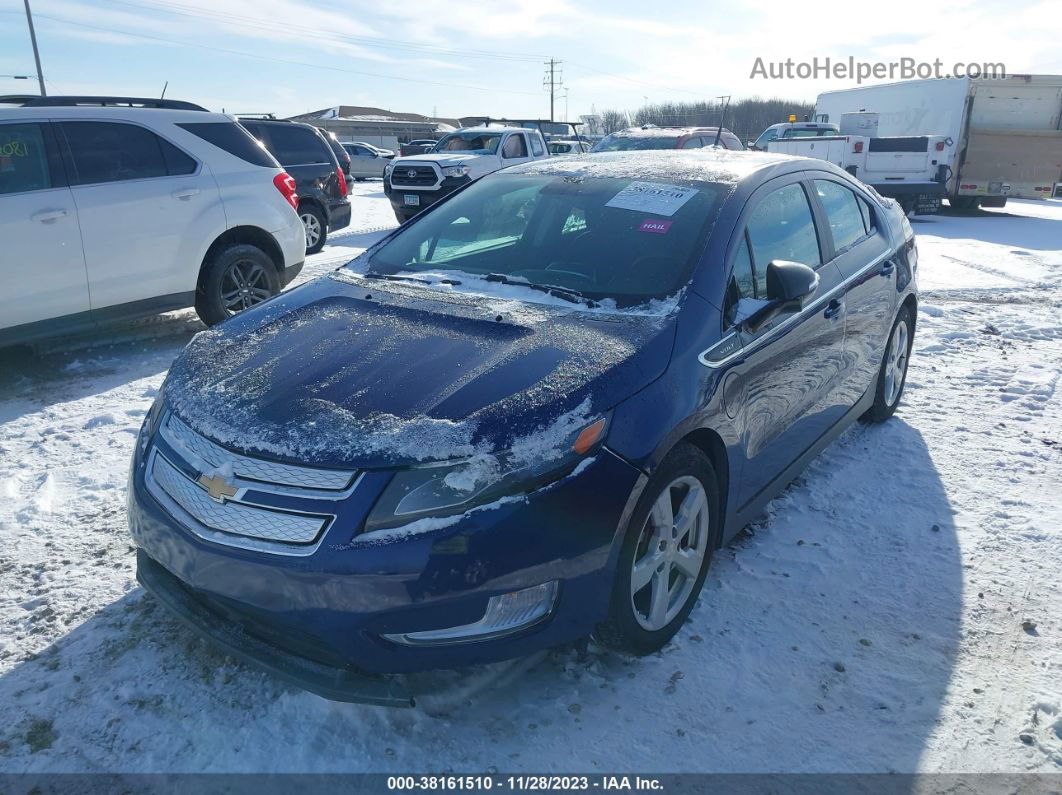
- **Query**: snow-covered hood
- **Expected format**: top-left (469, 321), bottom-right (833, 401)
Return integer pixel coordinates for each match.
top-left (164, 276), bottom-right (679, 470)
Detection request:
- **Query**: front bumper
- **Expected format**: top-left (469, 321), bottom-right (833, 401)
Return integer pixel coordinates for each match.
top-left (383, 175), bottom-right (470, 221)
top-left (128, 437), bottom-right (641, 679)
top-left (327, 199), bottom-right (351, 232)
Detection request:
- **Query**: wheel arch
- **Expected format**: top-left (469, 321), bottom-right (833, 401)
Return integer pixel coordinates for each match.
top-left (198, 226), bottom-right (284, 289)
top-left (676, 427), bottom-right (731, 548)
top-left (900, 292), bottom-right (918, 335)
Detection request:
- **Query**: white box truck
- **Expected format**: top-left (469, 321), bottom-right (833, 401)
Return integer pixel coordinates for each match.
top-left (815, 75), bottom-right (1062, 209)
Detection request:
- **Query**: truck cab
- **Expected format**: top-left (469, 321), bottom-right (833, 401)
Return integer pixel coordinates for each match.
top-left (384, 126), bottom-right (549, 222)
top-left (750, 121), bottom-right (840, 151)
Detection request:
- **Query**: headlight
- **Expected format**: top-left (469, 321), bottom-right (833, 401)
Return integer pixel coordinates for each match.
top-left (136, 385), bottom-right (167, 457)
top-left (363, 415), bottom-right (609, 533)
top-left (383, 160), bottom-right (394, 177)
top-left (441, 165), bottom-right (470, 178)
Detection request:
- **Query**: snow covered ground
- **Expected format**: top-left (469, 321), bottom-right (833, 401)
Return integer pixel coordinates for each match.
top-left (1, 188), bottom-right (1060, 773)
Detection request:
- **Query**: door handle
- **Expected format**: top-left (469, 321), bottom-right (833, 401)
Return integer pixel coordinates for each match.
top-left (880, 260), bottom-right (895, 277)
top-left (823, 299), bottom-right (845, 319)
top-left (30, 209), bottom-right (67, 223)
top-left (171, 188), bottom-right (200, 200)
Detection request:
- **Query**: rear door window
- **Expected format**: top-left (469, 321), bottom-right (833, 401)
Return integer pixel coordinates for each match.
top-left (746, 182), bottom-right (822, 281)
top-left (0, 122), bottom-right (53, 194)
top-left (59, 121), bottom-right (195, 185)
top-left (502, 134), bottom-right (528, 159)
top-left (814, 179), bottom-right (869, 252)
top-left (179, 121), bottom-right (277, 167)
top-left (530, 134), bottom-right (545, 157)
top-left (263, 124), bottom-right (332, 166)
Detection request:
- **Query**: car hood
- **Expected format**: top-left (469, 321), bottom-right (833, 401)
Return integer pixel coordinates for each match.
top-left (164, 275), bottom-right (680, 469)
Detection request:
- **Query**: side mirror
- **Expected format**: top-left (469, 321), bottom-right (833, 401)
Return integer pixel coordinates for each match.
top-left (742, 260), bottom-right (819, 332)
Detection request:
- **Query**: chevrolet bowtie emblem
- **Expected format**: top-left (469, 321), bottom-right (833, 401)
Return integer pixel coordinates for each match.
top-left (197, 472), bottom-right (238, 503)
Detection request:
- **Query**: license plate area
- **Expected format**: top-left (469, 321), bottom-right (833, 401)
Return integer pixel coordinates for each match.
top-left (404, 194), bottom-right (420, 207)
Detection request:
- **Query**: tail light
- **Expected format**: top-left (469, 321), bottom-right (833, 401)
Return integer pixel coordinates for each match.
top-left (272, 172), bottom-right (298, 210)
top-left (336, 167), bottom-right (348, 197)
top-left (853, 141), bottom-right (864, 153)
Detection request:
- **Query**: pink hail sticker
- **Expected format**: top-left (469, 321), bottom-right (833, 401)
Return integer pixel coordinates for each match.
top-left (639, 219), bottom-right (672, 234)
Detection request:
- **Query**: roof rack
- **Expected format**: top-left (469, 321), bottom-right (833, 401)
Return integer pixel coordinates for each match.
top-left (10, 96), bottom-right (208, 111)
top-left (0, 94), bottom-right (41, 105)
top-left (234, 113), bottom-right (283, 120)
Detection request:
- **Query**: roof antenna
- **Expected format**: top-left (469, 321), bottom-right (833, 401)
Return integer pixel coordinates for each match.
top-left (713, 95), bottom-right (730, 148)
top-left (160, 81), bottom-right (168, 99)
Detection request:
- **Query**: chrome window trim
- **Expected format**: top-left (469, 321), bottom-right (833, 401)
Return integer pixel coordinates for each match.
top-left (699, 250), bottom-right (891, 370)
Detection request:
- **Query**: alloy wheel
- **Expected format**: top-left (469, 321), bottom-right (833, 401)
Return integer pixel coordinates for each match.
top-left (630, 476), bottom-right (710, 631)
top-left (220, 260), bottom-right (272, 314)
top-left (301, 212), bottom-right (321, 249)
top-left (884, 319), bottom-right (910, 406)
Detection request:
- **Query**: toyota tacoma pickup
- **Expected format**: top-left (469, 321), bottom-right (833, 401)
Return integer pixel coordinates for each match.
top-left (384, 125), bottom-right (550, 222)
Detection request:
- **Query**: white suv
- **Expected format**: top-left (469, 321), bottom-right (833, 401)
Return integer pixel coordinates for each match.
top-left (0, 96), bottom-right (306, 346)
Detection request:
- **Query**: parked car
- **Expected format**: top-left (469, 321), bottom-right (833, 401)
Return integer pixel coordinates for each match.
top-left (384, 125), bottom-right (550, 222)
top-left (0, 96), bottom-right (306, 346)
top-left (352, 141), bottom-right (394, 158)
top-left (342, 142), bottom-right (393, 180)
top-left (548, 139), bottom-right (590, 155)
top-left (238, 118), bottom-right (350, 254)
top-left (399, 139), bottom-right (438, 156)
top-left (749, 121), bottom-right (840, 151)
top-left (592, 126), bottom-right (744, 152)
top-left (321, 129), bottom-right (352, 188)
top-left (129, 149), bottom-right (918, 704)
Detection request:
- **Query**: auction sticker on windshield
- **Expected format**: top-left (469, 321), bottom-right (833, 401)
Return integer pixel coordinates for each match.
top-left (606, 182), bottom-right (698, 216)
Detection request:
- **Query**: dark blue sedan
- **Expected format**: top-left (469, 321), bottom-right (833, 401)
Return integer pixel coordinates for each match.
top-left (128, 150), bottom-right (917, 706)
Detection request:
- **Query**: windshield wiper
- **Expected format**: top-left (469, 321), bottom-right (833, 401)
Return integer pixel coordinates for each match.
top-left (485, 273), bottom-right (600, 308)
top-left (363, 272), bottom-right (462, 286)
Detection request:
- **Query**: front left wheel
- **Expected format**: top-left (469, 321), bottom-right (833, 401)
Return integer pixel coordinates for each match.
top-left (194, 243), bottom-right (280, 327)
top-left (595, 443), bottom-right (720, 655)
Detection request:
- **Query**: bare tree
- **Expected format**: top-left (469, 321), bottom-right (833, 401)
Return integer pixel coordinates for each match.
top-left (600, 109), bottom-right (628, 134)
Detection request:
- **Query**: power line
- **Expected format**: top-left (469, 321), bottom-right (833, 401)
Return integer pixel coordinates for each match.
top-left (27, 13), bottom-right (544, 97)
top-left (100, 0), bottom-right (547, 64)
top-left (565, 60), bottom-right (704, 98)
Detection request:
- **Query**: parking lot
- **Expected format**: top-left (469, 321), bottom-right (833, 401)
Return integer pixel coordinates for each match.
top-left (0, 185), bottom-right (1059, 772)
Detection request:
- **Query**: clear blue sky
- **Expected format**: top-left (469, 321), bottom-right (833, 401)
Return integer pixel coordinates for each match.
top-left (2, 0), bottom-right (1058, 120)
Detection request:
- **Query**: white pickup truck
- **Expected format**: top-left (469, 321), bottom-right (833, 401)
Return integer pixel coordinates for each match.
top-left (384, 126), bottom-right (550, 222)
top-left (769, 124), bottom-right (952, 215)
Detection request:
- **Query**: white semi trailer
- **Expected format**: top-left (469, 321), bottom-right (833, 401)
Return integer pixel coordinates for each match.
top-left (815, 75), bottom-right (1062, 208)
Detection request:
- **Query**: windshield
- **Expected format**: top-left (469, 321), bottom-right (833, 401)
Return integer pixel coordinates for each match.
top-left (434, 133), bottom-right (503, 154)
top-left (591, 134), bottom-right (680, 152)
top-left (361, 174), bottom-right (727, 308)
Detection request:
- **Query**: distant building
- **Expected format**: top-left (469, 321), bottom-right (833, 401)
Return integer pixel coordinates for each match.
top-left (286, 105), bottom-right (460, 151)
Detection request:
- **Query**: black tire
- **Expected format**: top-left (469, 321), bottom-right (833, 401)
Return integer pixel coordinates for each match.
top-left (194, 243), bottom-right (280, 327)
top-left (861, 305), bottom-right (914, 424)
top-left (299, 203), bottom-right (327, 255)
top-left (595, 443), bottom-right (720, 655)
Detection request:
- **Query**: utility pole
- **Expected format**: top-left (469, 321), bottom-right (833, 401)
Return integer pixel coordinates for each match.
top-left (23, 0), bottom-right (46, 96)
top-left (542, 59), bottom-right (563, 122)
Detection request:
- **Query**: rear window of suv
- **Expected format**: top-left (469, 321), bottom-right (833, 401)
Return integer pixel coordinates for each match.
top-left (245, 123), bottom-right (332, 167)
top-left (178, 122), bottom-right (277, 167)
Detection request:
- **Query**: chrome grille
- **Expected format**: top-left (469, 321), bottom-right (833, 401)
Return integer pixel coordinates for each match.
top-left (390, 164), bottom-right (438, 187)
top-left (162, 413), bottom-right (354, 491)
top-left (150, 452), bottom-right (327, 545)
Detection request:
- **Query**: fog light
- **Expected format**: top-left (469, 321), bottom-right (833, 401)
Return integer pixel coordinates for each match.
top-left (382, 581), bottom-right (558, 646)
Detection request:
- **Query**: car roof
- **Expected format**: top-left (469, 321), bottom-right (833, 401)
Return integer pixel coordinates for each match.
top-left (503, 149), bottom-right (815, 185)
top-left (0, 105), bottom-right (233, 123)
top-left (451, 126), bottom-right (530, 135)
